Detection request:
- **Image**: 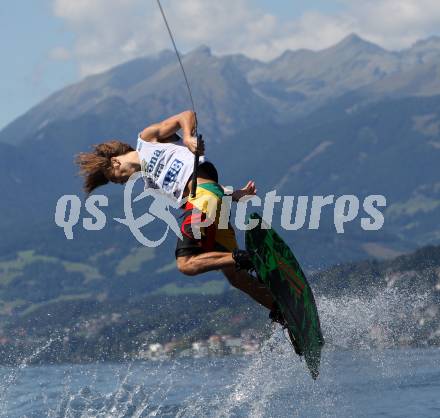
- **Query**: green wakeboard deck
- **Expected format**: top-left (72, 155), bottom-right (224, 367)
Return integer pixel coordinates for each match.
top-left (245, 213), bottom-right (324, 379)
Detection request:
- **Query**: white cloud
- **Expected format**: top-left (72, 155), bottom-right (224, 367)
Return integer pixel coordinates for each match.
top-left (339, 0), bottom-right (440, 49)
top-left (53, 0), bottom-right (161, 75)
top-left (52, 0), bottom-right (440, 76)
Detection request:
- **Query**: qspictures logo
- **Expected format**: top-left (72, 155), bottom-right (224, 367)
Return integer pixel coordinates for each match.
top-left (55, 173), bottom-right (387, 247)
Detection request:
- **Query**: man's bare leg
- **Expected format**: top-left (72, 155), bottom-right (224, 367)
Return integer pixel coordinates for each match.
top-left (176, 252), bottom-right (235, 276)
top-left (221, 266), bottom-right (275, 311)
top-left (176, 252), bottom-right (275, 311)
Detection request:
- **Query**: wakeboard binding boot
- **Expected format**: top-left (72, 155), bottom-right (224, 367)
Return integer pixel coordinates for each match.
top-left (232, 248), bottom-right (255, 272)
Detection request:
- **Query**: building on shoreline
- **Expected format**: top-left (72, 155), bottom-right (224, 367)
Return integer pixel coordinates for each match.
top-left (139, 332), bottom-right (262, 360)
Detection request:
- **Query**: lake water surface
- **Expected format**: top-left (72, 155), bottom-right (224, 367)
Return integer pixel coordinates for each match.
top-left (2, 291), bottom-right (439, 417)
top-left (1, 341), bottom-right (439, 417)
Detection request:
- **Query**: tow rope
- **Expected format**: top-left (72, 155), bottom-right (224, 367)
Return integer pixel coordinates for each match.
top-left (156, 0), bottom-right (202, 198)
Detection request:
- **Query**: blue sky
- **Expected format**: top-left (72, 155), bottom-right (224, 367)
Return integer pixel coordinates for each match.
top-left (0, 0), bottom-right (75, 129)
top-left (1, 0), bottom-right (439, 131)
top-left (254, 0), bottom-right (343, 19)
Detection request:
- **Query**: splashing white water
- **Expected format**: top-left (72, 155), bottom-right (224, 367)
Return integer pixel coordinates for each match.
top-left (0, 337), bottom-right (58, 412)
top-left (319, 287), bottom-right (429, 350)
top-left (1, 288), bottom-right (436, 418)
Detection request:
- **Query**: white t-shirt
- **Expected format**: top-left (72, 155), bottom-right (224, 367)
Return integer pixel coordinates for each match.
top-left (136, 136), bottom-right (205, 205)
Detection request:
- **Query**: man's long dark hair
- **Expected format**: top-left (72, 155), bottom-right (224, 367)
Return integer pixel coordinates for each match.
top-left (75, 140), bottom-right (134, 194)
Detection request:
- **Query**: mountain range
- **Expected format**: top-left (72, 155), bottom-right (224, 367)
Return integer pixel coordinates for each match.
top-left (0, 33), bottom-right (439, 311)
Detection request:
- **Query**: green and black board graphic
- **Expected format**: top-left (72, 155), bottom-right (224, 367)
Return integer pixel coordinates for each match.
top-left (245, 213), bottom-right (324, 379)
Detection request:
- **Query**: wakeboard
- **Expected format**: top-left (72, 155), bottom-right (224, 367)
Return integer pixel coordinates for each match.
top-left (245, 212), bottom-right (324, 379)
